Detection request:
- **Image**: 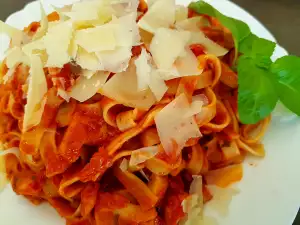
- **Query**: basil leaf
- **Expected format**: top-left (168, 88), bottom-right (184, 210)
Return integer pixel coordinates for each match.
top-left (240, 34), bottom-right (276, 56)
top-left (189, 1), bottom-right (251, 52)
top-left (240, 33), bottom-right (276, 69)
top-left (271, 56), bottom-right (300, 115)
top-left (189, 1), bottom-right (300, 124)
top-left (238, 56), bottom-right (278, 124)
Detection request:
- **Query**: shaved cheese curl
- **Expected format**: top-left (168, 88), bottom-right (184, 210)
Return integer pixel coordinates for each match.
top-left (154, 94), bottom-right (201, 155)
top-left (23, 55), bottom-right (47, 131)
top-left (69, 71), bottom-right (109, 102)
top-left (43, 21), bottom-right (73, 67)
top-left (33, 3), bottom-right (48, 40)
top-left (150, 28), bottom-right (190, 71)
top-left (129, 146), bottom-right (159, 167)
top-left (138, 0), bottom-right (176, 33)
top-left (0, 21), bottom-right (24, 47)
top-left (102, 62), bottom-right (156, 110)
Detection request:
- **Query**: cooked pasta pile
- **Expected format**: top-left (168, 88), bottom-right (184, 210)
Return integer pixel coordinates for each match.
top-left (0, 0), bottom-right (270, 224)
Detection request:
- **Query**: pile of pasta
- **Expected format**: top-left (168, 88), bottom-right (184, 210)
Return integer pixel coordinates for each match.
top-left (0, 0), bottom-right (270, 224)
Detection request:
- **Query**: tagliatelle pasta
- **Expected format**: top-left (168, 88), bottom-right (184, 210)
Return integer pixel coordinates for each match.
top-left (0, 0), bottom-right (272, 224)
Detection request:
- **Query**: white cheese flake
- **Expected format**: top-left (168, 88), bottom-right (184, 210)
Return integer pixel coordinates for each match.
top-left (135, 48), bottom-right (152, 91)
top-left (76, 47), bottom-right (104, 71)
top-left (113, 12), bottom-right (140, 47)
top-left (5, 46), bottom-right (26, 68)
top-left (150, 28), bottom-right (190, 71)
top-left (43, 21), bottom-right (73, 67)
top-left (110, 0), bottom-right (139, 16)
top-left (175, 5), bottom-right (188, 22)
top-left (0, 21), bottom-right (24, 47)
top-left (22, 39), bottom-right (45, 57)
top-left (129, 146), bottom-right (159, 167)
top-left (138, 0), bottom-right (176, 33)
top-left (154, 94), bottom-right (201, 155)
top-left (149, 70), bottom-right (168, 101)
top-left (23, 55), bottom-right (48, 131)
top-left (69, 71), bottom-right (109, 102)
top-left (95, 46), bottom-right (132, 73)
top-left (119, 158), bottom-right (129, 172)
top-left (75, 24), bottom-right (117, 53)
top-left (64, 0), bottom-right (103, 21)
top-left (175, 47), bottom-right (203, 77)
top-left (189, 31), bottom-right (228, 57)
top-left (3, 65), bottom-right (17, 84)
top-left (33, 3), bottom-right (49, 40)
top-left (57, 88), bottom-right (70, 102)
top-left (134, 48), bottom-right (168, 101)
top-left (102, 62), bottom-right (156, 109)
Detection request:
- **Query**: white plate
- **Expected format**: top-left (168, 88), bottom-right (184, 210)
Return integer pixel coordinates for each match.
top-left (0, 1), bottom-right (299, 225)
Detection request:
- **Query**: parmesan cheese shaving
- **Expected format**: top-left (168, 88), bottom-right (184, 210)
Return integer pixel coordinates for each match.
top-left (135, 48), bottom-right (152, 91)
top-left (129, 146), bottom-right (159, 167)
top-left (64, 9), bottom-right (99, 22)
top-left (119, 158), bottom-right (129, 172)
top-left (175, 18), bottom-right (228, 57)
top-left (68, 38), bottom-right (78, 59)
top-left (155, 66), bottom-right (180, 80)
top-left (110, 0), bottom-right (139, 16)
top-left (64, 0), bottom-right (103, 21)
top-left (134, 48), bottom-right (168, 100)
top-left (189, 31), bottom-right (228, 57)
top-left (190, 175), bottom-right (203, 196)
top-left (149, 70), bottom-right (168, 101)
top-left (154, 94), bottom-right (201, 155)
top-left (95, 46), bottom-right (132, 73)
top-left (147, 0), bottom-right (157, 7)
top-left (22, 39), bottom-right (45, 57)
top-left (102, 62), bottom-right (156, 109)
top-left (69, 71), bottom-right (109, 102)
top-left (175, 47), bottom-right (203, 77)
top-left (0, 21), bottom-right (24, 47)
top-left (5, 46), bottom-right (26, 68)
top-left (76, 47), bottom-right (104, 71)
top-left (138, 0), bottom-right (176, 33)
top-left (180, 176), bottom-right (206, 225)
top-left (51, 5), bottom-right (71, 22)
top-left (184, 95), bottom-right (205, 118)
top-left (206, 185), bottom-right (239, 217)
top-left (23, 55), bottom-right (48, 132)
top-left (57, 88), bottom-right (71, 102)
top-left (175, 5), bottom-right (188, 22)
top-left (81, 70), bottom-right (96, 79)
top-left (43, 21), bottom-right (73, 67)
top-left (75, 24), bottom-right (117, 52)
top-left (150, 28), bottom-right (190, 71)
top-left (113, 12), bottom-right (140, 47)
top-left (3, 65), bottom-right (17, 84)
top-left (33, 3), bottom-right (49, 40)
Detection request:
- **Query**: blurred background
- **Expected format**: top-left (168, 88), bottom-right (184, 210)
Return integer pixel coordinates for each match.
top-left (0, 0), bottom-right (299, 55)
top-left (0, 0), bottom-right (299, 224)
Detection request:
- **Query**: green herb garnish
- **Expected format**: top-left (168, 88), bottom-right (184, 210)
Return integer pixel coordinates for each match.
top-left (271, 56), bottom-right (300, 116)
top-left (189, 1), bottom-right (300, 124)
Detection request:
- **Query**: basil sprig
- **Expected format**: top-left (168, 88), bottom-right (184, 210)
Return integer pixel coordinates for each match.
top-left (189, 1), bottom-right (300, 124)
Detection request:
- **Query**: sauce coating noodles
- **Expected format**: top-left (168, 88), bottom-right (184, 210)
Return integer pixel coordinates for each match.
top-left (0, 3), bottom-right (270, 225)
